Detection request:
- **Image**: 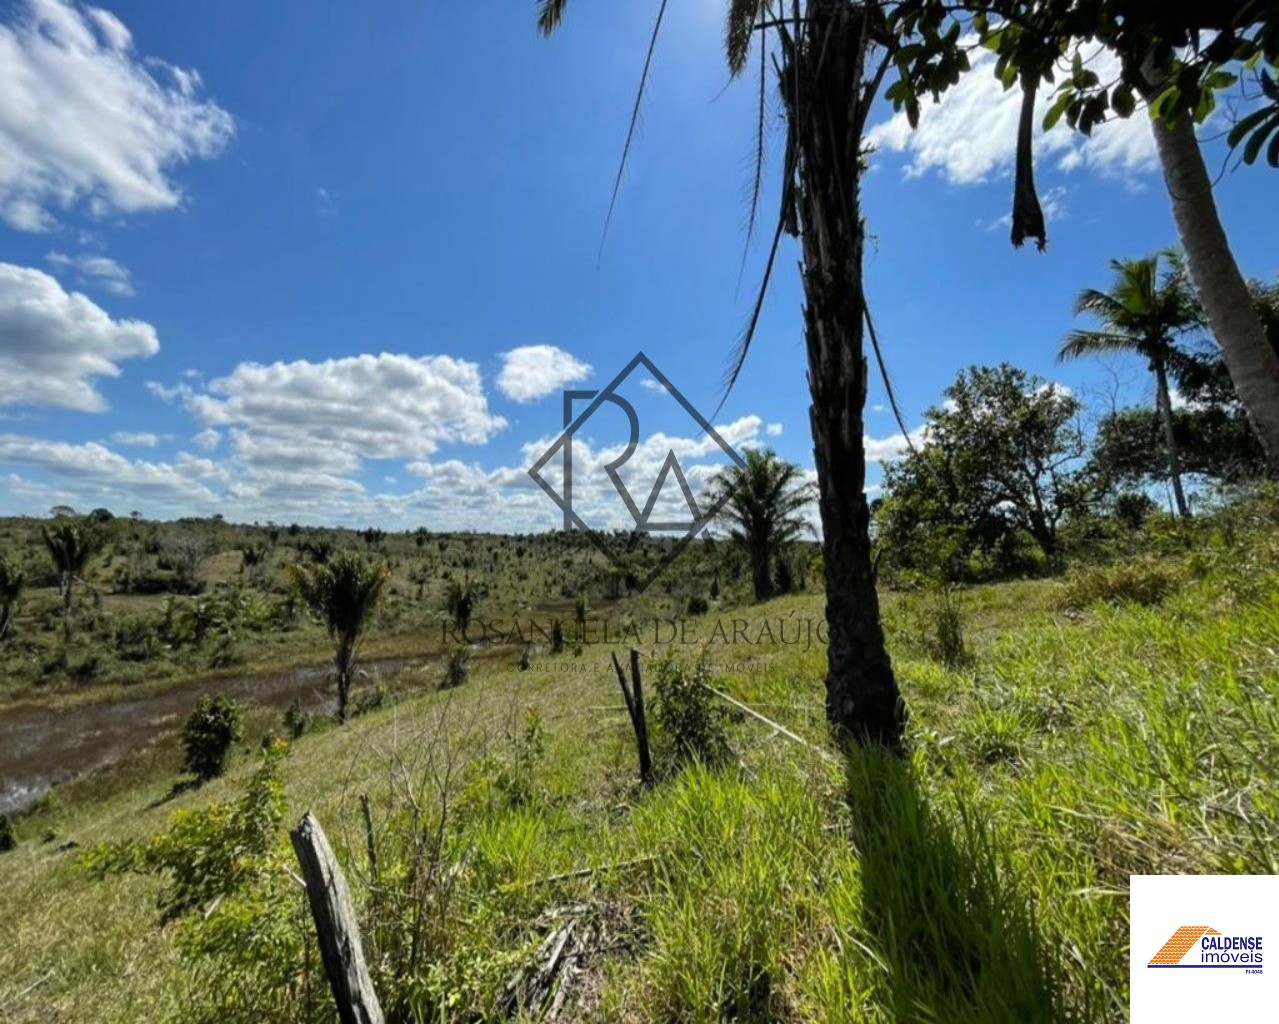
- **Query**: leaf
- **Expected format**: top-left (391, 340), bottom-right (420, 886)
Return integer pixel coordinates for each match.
top-left (1043, 90), bottom-right (1073, 131)
top-left (1243, 115), bottom-right (1272, 164)
top-left (1111, 84), bottom-right (1135, 119)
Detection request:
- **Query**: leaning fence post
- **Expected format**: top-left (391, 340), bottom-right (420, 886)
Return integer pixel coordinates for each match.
top-left (290, 811), bottom-right (385, 1024)
top-left (611, 648), bottom-right (653, 787)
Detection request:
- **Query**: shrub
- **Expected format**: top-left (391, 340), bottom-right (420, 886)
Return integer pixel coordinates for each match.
top-left (686, 594), bottom-right (710, 616)
top-left (352, 684), bottom-right (388, 717)
top-left (928, 588), bottom-right (969, 668)
top-left (84, 744), bottom-right (287, 920)
top-left (1113, 491), bottom-right (1159, 531)
top-left (0, 812), bottom-right (15, 852)
top-left (492, 707), bottom-right (545, 808)
top-left (652, 654), bottom-right (731, 770)
top-left (442, 645), bottom-right (470, 689)
top-left (182, 695), bottom-right (245, 782)
top-left (550, 619), bottom-right (565, 654)
top-left (282, 699), bottom-right (308, 739)
top-left (1060, 558), bottom-right (1185, 610)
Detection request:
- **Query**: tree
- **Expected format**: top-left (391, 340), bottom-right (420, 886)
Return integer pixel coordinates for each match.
top-left (0, 555), bottom-right (25, 642)
top-left (1060, 254), bottom-right (1203, 518)
top-left (958, 0), bottom-right (1279, 475)
top-left (706, 449), bottom-right (815, 601)
top-left (292, 552), bottom-right (389, 723)
top-left (1089, 406), bottom-right (1265, 491)
top-left (41, 523), bottom-right (104, 642)
top-left (182, 695), bottom-right (245, 782)
top-left (878, 364), bottom-right (1087, 577)
top-left (537, 1), bottom-right (972, 746)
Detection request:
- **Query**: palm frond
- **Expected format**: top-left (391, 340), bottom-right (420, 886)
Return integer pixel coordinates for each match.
top-left (536, 0), bottom-right (568, 36)
top-left (1058, 330), bottom-right (1140, 362)
top-left (598, 0), bottom-right (671, 263)
top-left (737, 31), bottom-right (769, 289)
top-left (1071, 287), bottom-right (1128, 321)
top-left (727, 0), bottom-right (767, 76)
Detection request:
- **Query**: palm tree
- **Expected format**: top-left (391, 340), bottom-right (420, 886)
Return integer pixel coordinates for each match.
top-left (707, 449), bottom-right (814, 601)
top-left (1142, 75), bottom-right (1279, 479)
top-left (41, 524), bottom-right (103, 642)
top-left (1061, 254), bottom-right (1203, 519)
top-left (538, 1), bottom-right (910, 747)
top-left (292, 551), bottom-right (389, 723)
top-left (0, 555), bottom-right (25, 642)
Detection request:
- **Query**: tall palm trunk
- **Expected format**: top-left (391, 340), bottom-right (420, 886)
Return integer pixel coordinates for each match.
top-left (750, 542), bottom-right (774, 602)
top-left (336, 638), bottom-right (354, 723)
top-left (61, 573), bottom-right (74, 643)
top-left (780, 3), bottom-right (905, 748)
top-left (1152, 356), bottom-right (1191, 518)
top-left (1148, 109), bottom-right (1279, 478)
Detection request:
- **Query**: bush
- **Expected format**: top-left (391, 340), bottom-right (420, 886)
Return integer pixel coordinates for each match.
top-left (442, 645), bottom-right (470, 689)
top-left (0, 812), bottom-right (15, 852)
top-left (686, 594), bottom-right (710, 616)
top-left (1060, 558), bottom-right (1185, 610)
top-left (928, 588), bottom-right (968, 668)
top-left (282, 699), bottom-right (308, 739)
top-left (182, 695), bottom-right (245, 782)
top-left (652, 655), bottom-right (731, 770)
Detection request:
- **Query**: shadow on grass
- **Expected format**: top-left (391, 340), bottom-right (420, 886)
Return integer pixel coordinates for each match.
top-left (844, 747), bottom-right (1065, 1023)
top-left (145, 777), bottom-right (200, 809)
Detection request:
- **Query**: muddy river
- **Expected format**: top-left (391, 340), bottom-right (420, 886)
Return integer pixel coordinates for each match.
top-left (0, 658), bottom-right (429, 814)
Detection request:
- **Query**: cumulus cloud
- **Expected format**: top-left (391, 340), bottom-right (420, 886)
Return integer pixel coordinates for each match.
top-left (0, 433), bottom-right (218, 506)
top-left (0, 262), bottom-right (159, 411)
top-left (765, 422), bottom-right (783, 437)
top-left (497, 344), bottom-right (592, 403)
top-left (0, 0), bottom-right (234, 231)
top-left (183, 353), bottom-right (507, 474)
top-left (864, 426), bottom-right (927, 463)
top-left (191, 428), bottom-right (221, 451)
top-left (46, 250), bottom-right (133, 295)
top-left (867, 42), bottom-right (1155, 187)
top-left (109, 430), bottom-right (157, 447)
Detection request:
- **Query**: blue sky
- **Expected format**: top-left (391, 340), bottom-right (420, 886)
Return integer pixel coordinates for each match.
top-left (1, 0), bottom-right (1276, 530)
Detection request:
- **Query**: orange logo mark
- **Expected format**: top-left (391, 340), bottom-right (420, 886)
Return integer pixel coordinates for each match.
top-left (1149, 926), bottom-right (1221, 965)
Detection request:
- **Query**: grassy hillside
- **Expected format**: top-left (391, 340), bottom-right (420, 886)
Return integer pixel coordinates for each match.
top-left (2, 503), bottom-right (1277, 1021)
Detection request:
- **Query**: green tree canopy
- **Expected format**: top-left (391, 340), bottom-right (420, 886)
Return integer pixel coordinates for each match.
top-left (878, 363), bottom-right (1087, 580)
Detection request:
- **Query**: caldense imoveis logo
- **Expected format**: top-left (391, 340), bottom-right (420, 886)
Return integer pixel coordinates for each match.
top-left (1148, 925), bottom-right (1264, 968)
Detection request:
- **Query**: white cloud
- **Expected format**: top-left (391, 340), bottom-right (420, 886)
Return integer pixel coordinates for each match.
top-left (867, 42), bottom-right (1156, 187)
top-left (45, 250), bottom-right (133, 295)
top-left (109, 430), bottom-right (157, 447)
top-left (497, 344), bottom-right (592, 403)
top-left (864, 425), bottom-right (927, 463)
top-left (147, 380), bottom-right (193, 403)
top-left (0, 433), bottom-right (218, 507)
top-left (765, 422), bottom-right (783, 437)
top-left (0, 262), bottom-right (158, 411)
top-left (0, 0), bottom-right (234, 231)
top-left (184, 352), bottom-right (507, 473)
top-left (192, 427), bottom-right (221, 451)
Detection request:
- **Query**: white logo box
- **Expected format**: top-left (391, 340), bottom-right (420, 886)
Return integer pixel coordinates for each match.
top-left (1130, 874), bottom-right (1277, 1021)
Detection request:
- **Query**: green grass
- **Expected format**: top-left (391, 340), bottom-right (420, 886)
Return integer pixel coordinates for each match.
top-left (2, 519), bottom-right (1277, 1021)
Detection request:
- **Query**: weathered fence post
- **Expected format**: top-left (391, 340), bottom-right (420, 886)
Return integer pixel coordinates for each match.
top-left (611, 647), bottom-right (653, 786)
top-left (290, 811), bottom-right (385, 1024)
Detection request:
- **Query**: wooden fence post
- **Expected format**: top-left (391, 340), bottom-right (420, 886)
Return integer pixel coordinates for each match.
top-left (290, 811), bottom-right (385, 1024)
top-left (611, 648), bottom-right (654, 786)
